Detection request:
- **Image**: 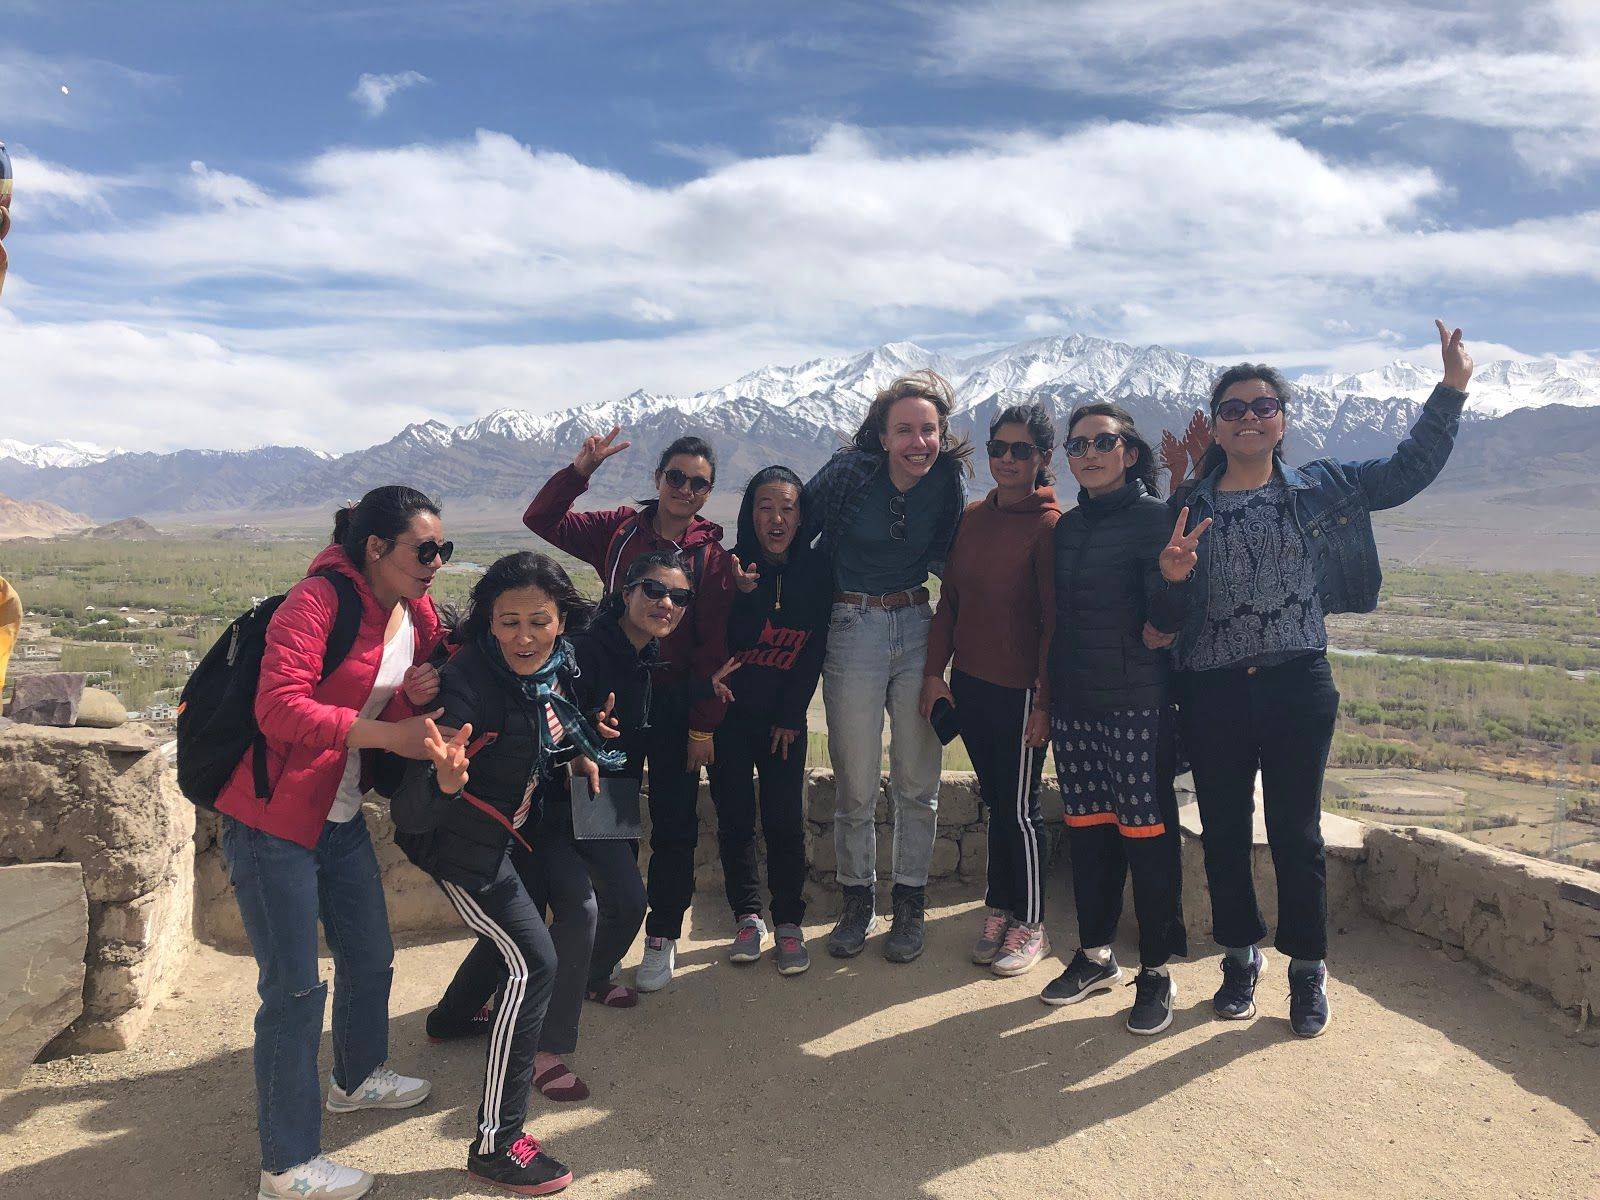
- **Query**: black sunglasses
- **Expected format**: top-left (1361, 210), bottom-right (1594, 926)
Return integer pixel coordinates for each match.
top-left (394, 538), bottom-right (453, 565)
top-left (661, 467), bottom-right (713, 495)
top-left (630, 577), bottom-right (695, 607)
top-left (1215, 395), bottom-right (1284, 422)
top-left (986, 438), bottom-right (1040, 461)
top-left (888, 490), bottom-right (908, 542)
top-left (1063, 432), bottom-right (1125, 458)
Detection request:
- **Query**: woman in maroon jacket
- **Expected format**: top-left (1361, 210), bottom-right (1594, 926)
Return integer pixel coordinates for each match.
top-left (523, 430), bottom-right (734, 992)
top-left (215, 485), bottom-right (449, 1200)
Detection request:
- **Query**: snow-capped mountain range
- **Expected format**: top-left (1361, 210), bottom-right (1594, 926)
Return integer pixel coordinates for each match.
top-left (3, 334), bottom-right (1597, 520)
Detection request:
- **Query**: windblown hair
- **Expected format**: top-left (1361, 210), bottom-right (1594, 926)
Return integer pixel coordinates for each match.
top-left (656, 435), bottom-right (717, 485)
top-left (849, 369), bottom-right (974, 473)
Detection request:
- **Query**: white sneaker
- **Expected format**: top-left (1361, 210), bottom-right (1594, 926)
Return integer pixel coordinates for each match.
top-left (325, 1064), bottom-right (431, 1112)
top-left (258, 1156), bottom-right (373, 1200)
top-left (635, 936), bottom-right (676, 992)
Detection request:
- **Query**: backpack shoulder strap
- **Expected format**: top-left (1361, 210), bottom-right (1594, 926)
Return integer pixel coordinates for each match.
top-left (317, 570), bottom-right (364, 682)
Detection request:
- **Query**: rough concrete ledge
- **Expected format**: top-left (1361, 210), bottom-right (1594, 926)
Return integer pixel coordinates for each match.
top-left (1361, 824), bottom-right (1600, 1021)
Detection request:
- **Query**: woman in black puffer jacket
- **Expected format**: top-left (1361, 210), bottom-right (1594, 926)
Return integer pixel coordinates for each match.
top-left (1040, 402), bottom-right (1206, 1037)
top-left (391, 552), bottom-right (626, 1195)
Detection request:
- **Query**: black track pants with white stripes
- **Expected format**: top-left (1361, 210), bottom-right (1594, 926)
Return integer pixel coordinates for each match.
top-left (438, 847), bottom-right (558, 1157)
top-left (951, 669), bottom-right (1047, 925)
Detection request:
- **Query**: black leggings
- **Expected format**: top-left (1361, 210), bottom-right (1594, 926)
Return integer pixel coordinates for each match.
top-left (710, 708), bottom-right (808, 928)
top-left (641, 681), bottom-right (705, 940)
top-left (1176, 652), bottom-right (1340, 962)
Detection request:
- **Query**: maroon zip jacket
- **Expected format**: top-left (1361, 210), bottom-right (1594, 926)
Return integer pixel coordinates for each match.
top-left (523, 463), bottom-right (732, 731)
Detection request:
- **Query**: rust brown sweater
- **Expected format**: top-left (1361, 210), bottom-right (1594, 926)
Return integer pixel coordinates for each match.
top-left (924, 486), bottom-right (1060, 705)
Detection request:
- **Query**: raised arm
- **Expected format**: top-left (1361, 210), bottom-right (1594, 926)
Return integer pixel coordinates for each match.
top-left (523, 426), bottom-right (639, 570)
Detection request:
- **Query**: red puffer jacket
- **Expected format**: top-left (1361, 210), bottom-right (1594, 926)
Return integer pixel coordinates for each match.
top-left (214, 545), bottom-right (445, 848)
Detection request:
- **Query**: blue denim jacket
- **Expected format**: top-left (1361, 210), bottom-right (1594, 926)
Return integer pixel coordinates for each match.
top-left (801, 448), bottom-right (967, 581)
top-left (1170, 382), bottom-right (1467, 660)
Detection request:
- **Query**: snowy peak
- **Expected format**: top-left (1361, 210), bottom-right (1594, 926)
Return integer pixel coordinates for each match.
top-left (1296, 354), bottom-right (1600, 417)
top-left (0, 438), bottom-right (121, 468)
top-left (954, 335), bottom-right (1213, 406)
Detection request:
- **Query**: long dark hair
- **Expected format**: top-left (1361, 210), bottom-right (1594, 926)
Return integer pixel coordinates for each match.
top-left (331, 485), bottom-right (440, 567)
top-left (458, 552), bottom-right (592, 645)
top-left (734, 465), bottom-right (805, 562)
top-left (989, 403), bottom-right (1055, 488)
top-left (1190, 362), bottom-right (1291, 482)
top-left (849, 370), bottom-right (974, 474)
top-left (594, 548), bottom-right (691, 623)
top-left (1066, 402), bottom-right (1160, 497)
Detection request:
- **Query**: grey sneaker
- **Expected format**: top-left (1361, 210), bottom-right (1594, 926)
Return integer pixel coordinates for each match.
top-left (991, 921), bottom-right (1049, 977)
top-left (729, 914), bottom-right (768, 963)
top-left (636, 936), bottom-right (676, 992)
top-left (971, 908), bottom-right (1012, 965)
top-left (258, 1157), bottom-right (373, 1200)
top-left (827, 886), bottom-right (877, 958)
top-left (883, 884), bottom-right (926, 963)
top-left (774, 923), bottom-right (810, 976)
top-left (325, 1065), bottom-right (431, 1112)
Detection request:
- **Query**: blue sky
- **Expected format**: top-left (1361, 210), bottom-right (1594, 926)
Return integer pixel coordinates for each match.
top-left (3, 0), bottom-right (1598, 452)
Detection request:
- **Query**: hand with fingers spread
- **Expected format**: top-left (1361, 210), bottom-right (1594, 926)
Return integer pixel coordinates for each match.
top-left (573, 425), bottom-right (632, 478)
top-left (1159, 505), bottom-right (1212, 583)
top-left (1143, 622), bottom-right (1177, 651)
top-left (1436, 318), bottom-right (1473, 391)
top-left (770, 726), bottom-right (801, 760)
top-left (730, 554), bottom-right (762, 594)
top-left (423, 718), bottom-right (473, 794)
top-left (710, 656), bottom-right (741, 704)
top-left (401, 662), bottom-right (440, 707)
top-left (592, 691), bottom-right (621, 740)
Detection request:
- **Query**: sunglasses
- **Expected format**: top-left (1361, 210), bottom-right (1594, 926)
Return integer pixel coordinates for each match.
top-left (394, 538), bottom-right (453, 565)
top-left (1215, 395), bottom-right (1284, 422)
top-left (630, 578), bottom-right (695, 607)
top-left (661, 467), bottom-right (713, 495)
top-left (986, 438), bottom-right (1041, 461)
top-left (1064, 432), bottom-right (1125, 458)
top-left (888, 490), bottom-right (908, 542)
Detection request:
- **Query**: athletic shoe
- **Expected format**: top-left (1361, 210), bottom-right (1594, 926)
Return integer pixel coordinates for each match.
top-left (426, 1002), bottom-right (492, 1043)
top-left (991, 921), bottom-right (1049, 977)
top-left (325, 1065), bottom-right (431, 1113)
top-left (635, 936), bottom-right (676, 992)
top-left (971, 908), bottom-right (1012, 966)
top-left (729, 914), bottom-right (768, 963)
top-left (1288, 962), bottom-right (1331, 1038)
top-left (258, 1156), bottom-right (373, 1200)
top-left (1040, 949), bottom-right (1122, 1006)
top-left (774, 923), bottom-right (810, 976)
top-left (1214, 947), bottom-right (1265, 1020)
top-left (1126, 969), bottom-right (1177, 1035)
top-left (467, 1134), bottom-right (573, 1196)
top-left (883, 883), bottom-right (926, 963)
top-left (827, 885), bottom-right (877, 958)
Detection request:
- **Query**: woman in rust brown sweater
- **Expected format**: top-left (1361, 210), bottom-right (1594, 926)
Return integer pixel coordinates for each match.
top-left (921, 402), bottom-right (1059, 977)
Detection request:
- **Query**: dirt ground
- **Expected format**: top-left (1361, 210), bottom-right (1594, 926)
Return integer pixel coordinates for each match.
top-left (2, 883), bottom-right (1597, 1200)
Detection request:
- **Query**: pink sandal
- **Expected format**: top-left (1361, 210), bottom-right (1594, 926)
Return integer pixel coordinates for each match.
top-left (585, 982), bottom-right (639, 1008)
top-left (533, 1060), bottom-right (590, 1103)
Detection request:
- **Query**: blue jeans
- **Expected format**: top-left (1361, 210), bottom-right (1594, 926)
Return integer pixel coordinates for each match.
top-left (220, 813), bottom-right (395, 1173)
top-left (822, 601), bottom-right (942, 888)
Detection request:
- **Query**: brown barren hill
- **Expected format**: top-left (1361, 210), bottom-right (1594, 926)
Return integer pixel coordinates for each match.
top-left (0, 491), bottom-right (92, 539)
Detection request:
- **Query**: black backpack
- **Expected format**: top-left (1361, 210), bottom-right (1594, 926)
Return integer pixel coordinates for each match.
top-left (176, 570), bottom-right (362, 809)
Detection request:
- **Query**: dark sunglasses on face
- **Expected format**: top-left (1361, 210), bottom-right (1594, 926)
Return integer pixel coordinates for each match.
top-left (661, 467), bottom-right (713, 495)
top-left (985, 438), bottom-right (1040, 461)
top-left (630, 578), bottom-right (695, 607)
top-left (1064, 432), bottom-right (1125, 458)
top-left (1215, 395), bottom-right (1284, 422)
top-left (394, 538), bottom-right (453, 565)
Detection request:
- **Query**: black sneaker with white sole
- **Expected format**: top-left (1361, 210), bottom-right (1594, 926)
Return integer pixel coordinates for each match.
top-left (1039, 949), bottom-right (1121, 1006)
top-left (1288, 963), bottom-right (1331, 1038)
top-left (1125, 969), bottom-right (1176, 1035)
top-left (1214, 947), bottom-right (1264, 1020)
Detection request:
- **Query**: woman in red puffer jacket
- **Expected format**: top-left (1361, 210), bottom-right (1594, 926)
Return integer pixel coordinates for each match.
top-left (215, 485), bottom-right (450, 1200)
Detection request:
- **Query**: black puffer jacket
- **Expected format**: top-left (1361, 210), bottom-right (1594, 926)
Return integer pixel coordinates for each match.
top-left (567, 606), bottom-right (659, 785)
top-left (1048, 480), bottom-right (1190, 713)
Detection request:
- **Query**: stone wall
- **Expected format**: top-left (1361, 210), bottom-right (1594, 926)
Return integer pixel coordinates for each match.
top-left (1363, 825), bottom-right (1600, 1020)
top-left (0, 863), bottom-right (87, 1087)
top-left (0, 724), bottom-right (194, 1052)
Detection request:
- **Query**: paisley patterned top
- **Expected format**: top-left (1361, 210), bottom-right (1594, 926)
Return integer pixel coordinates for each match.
top-left (1179, 477), bottom-right (1326, 672)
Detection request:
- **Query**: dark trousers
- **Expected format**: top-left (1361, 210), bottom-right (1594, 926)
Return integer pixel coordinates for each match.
top-left (437, 810), bottom-right (645, 1056)
top-left (1059, 712), bottom-right (1187, 968)
top-left (643, 681), bottom-right (705, 940)
top-left (951, 670), bottom-right (1047, 925)
top-left (1176, 652), bottom-right (1340, 962)
top-left (710, 708), bottom-right (809, 927)
top-left (437, 847), bottom-right (558, 1157)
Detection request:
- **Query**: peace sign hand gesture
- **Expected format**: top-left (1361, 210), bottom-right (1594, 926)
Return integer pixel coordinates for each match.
top-left (573, 426), bottom-right (632, 478)
top-left (1159, 506), bottom-right (1212, 583)
top-left (730, 554), bottom-right (761, 594)
top-left (423, 718), bottom-right (472, 794)
top-left (1437, 319), bottom-right (1473, 391)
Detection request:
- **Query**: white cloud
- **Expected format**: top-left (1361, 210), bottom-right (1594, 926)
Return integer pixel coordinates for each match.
top-left (350, 70), bottom-right (430, 117)
top-left (188, 161), bottom-right (270, 209)
top-left (4, 150), bottom-right (114, 217)
top-left (0, 47), bottom-right (167, 130)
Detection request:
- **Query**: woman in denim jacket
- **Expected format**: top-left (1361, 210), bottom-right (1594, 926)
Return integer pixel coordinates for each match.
top-left (1165, 320), bottom-right (1473, 1039)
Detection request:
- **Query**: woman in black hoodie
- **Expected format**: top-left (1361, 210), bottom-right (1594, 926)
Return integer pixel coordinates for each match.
top-left (708, 466), bottom-right (832, 976)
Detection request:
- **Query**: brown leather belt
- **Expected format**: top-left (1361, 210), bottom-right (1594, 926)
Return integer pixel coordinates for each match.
top-left (833, 587), bottom-right (929, 610)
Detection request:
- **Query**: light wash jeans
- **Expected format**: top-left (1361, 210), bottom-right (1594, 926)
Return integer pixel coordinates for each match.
top-left (822, 600), bottom-right (942, 889)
